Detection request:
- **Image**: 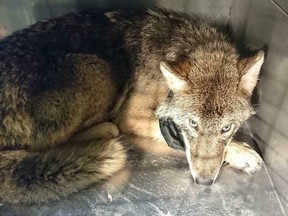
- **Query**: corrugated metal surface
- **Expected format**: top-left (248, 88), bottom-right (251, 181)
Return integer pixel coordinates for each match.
top-left (273, 0), bottom-right (288, 14)
top-left (230, 0), bottom-right (288, 214)
top-left (0, 0), bottom-right (232, 33)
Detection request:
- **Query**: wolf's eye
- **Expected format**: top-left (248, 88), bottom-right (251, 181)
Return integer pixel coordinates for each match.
top-left (190, 119), bottom-right (198, 128)
top-left (221, 124), bottom-right (232, 133)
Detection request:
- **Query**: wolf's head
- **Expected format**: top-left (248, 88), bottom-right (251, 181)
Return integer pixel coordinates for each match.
top-left (156, 47), bottom-right (265, 185)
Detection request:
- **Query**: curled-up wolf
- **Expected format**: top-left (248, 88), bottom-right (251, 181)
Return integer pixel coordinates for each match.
top-left (0, 8), bottom-right (264, 204)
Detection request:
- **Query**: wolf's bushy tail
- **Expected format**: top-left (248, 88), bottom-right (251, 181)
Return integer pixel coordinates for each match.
top-left (0, 138), bottom-right (126, 205)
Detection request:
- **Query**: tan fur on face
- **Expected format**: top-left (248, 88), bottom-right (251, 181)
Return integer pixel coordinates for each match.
top-left (155, 47), bottom-right (264, 182)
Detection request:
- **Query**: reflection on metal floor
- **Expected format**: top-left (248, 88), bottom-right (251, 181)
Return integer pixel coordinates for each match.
top-left (0, 146), bottom-right (284, 216)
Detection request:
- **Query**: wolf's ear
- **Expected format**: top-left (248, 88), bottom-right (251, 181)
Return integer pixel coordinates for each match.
top-left (238, 51), bottom-right (265, 95)
top-left (160, 61), bottom-right (187, 91)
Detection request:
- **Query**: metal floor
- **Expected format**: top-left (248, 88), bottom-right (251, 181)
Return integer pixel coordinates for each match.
top-left (0, 135), bottom-right (285, 216)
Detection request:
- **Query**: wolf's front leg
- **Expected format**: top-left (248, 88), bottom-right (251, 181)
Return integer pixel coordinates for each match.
top-left (225, 141), bottom-right (263, 175)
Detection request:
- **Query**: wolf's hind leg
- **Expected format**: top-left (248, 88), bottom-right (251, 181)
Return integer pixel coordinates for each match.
top-left (69, 122), bottom-right (120, 143)
top-left (0, 137), bottom-right (126, 204)
top-left (225, 141), bottom-right (263, 175)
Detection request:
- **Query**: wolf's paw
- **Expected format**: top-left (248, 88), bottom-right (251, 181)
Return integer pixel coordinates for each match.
top-left (225, 142), bottom-right (263, 175)
top-left (98, 122), bottom-right (120, 138)
top-left (70, 122), bottom-right (120, 143)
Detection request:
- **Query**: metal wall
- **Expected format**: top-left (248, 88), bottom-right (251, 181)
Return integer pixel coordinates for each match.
top-left (0, 0), bottom-right (231, 34)
top-left (230, 0), bottom-right (288, 213)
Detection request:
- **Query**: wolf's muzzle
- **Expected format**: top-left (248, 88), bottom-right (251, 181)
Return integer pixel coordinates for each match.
top-left (159, 118), bottom-right (185, 151)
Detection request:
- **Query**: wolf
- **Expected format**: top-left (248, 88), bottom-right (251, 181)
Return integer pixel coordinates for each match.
top-left (0, 8), bottom-right (264, 204)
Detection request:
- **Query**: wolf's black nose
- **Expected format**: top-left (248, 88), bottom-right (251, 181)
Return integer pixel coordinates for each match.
top-left (195, 177), bottom-right (213, 186)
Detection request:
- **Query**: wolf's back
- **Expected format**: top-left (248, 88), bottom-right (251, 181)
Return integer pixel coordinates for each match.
top-left (0, 11), bottom-right (131, 204)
